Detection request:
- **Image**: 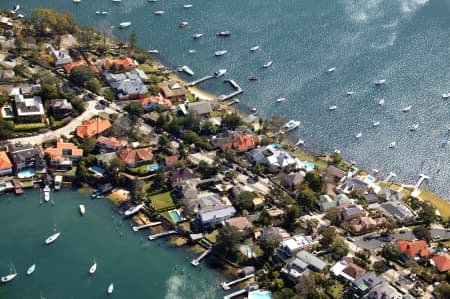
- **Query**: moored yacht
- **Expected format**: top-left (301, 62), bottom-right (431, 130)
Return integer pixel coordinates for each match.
top-left (378, 98), bottom-right (385, 105)
top-left (96, 11), bottom-right (108, 15)
top-left (192, 33), bottom-right (203, 39)
top-left (326, 67), bottom-right (336, 73)
top-left (89, 261), bottom-right (97, 274)
top-left (214, 50), bottom-right (227, 56)
top-left (188, 49), bottom-right (196, 54)
top-left (119, 22), bottom-right (131, 29)
top-left (402, 105), bottom-right (412, 112)
top-left (355, 132), bottom-right (363, 139)
top-left (276, 98), bottom-right (288, 103)
top-left (410, 124), bottom-right (419, 131)
top-left (442, 92), bottom-right (450, 99)
top-left (179, 21), bottom-right (188, 28)
top-left (374, 79), bottom-right (386, 85)
top-left (11, 4), bottom-right (20, 13)
top-left (216, 31), bottom-right (231, 37)
top-left (148, 49), bottom-right (159, 54)
top-left (263, 61), bottom-right (273, 68)
top-left (295, 138), bottom-right (305, 146)
top-left (389, 141), bottom-right (397, 148)
top-left (248, 76), bottom-right (258, 81)
top-left (372, 121), bottom-right (380, 127)
top-left (27, 264), bottom-right (36, 276)
top-left (124, 203), bottom-right (145, 216)
top-left (154, 10), bottom-right (164, 15)
top-left (214, 69), bottom-right (227, 77)
top-left (250, 46), bottom-right (260, 52)
top-left (107, 283), bottom-right (114, 294)
top-left (183, 4), bottom-right (192, 8)
top-left (45, 232), bottom-right (61, 245)
top-left (346, 91), bottom-right (355, 96)
top-left (181, 65), bottom-right (194, 76)
top-left (1, 273), bottom-right (17, 283)
top-left (79, 204), bottom-right (86, 216)
top-left (281, 120), bottom-right (301, 133)
top-left (329, 105), bottom-right (337, 111)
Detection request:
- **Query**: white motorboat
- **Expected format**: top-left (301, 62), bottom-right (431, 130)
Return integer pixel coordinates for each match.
top-left (1, 273), bottom-right (17, 283)
top-left (124, 203), bottom-right (145, 216)
top-left (73, 0), bottom-right (81, 3)
top-left (263, 61), bottom-right (273, 68)
top-left (181, 65), bottom-right (194, 76)
top-left (374, 79), bottom-right (386, 85)
top-left (27, 264), bottom-right (36, 275)
top-left (389, 141), bottom-right (397, 148)
top-left (327, 67), bottom-right (336, 73)
top-left (89, 262), bottom-right (97, 274)
top-left (276, 98), bottom-right (288, 103)
top-left (45, 232), bottom-right (61, 245)
top-left (334, 149), bottom-right (341, 154)
top-left (216, 31), bottom-right (231, 37)
top-left (192, 33), bottom-right (204, 39)
top-left (346, 91), bottom-right (355, 96)
top-left (79, 204), bottom-right (86, 216)
top-left (215, 50), bottom-right (227, 56)
top-left (250, 46), bottom-right (260, 52)
top-left (107, 283), bottom-right (114, 294)
top-left (251, 107), bottom-right (257, 114)
top-left (43, 185), bottom-right (50, 202)
top-left (442, 93), bottom-right (450, 99)
top-left (119, 22), bottom-right (131, 29)
top-left (355, 132), bottom-right (363, 139)
top-left (17, 14), bottom-right (24, 19)
top-left (154, 10), bottom-right (164, 15)
top-left (214, 69), bottom-right (227, 77)
top-left (183, 4), bottom-right (192, 8)
top-left (378, 99), bottom-right (385, 105)
top-left (96, 11), bottom-right (108, 15)
top-left (179, 21), bottom-right (188, 28)
top-left (295, 138), bottom-right (305, 146)
top-left (402, 105), bottom-right (412, 112)
top-left (329, 105), bottom-right (337, 111)
top-left (11, 4), bottom-right (20, 13)
top-left (112, 0), bottom-right (121, 2)
top-left (148, 0), bottom-right (158, 2)
top-left (281, 120), bottom-right (301, 133)
top-left (372, 121), bottom-right (380, 127)
top-left (188, 49), bottom-right (196, 54)
top-left (410, 124), bottom-right (419, 131)
top-left (148, 49), bottom-right (159, 54)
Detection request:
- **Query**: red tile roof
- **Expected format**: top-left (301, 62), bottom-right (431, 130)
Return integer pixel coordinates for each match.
top-left (96, 136), bottom-right (127, 149)
top-left (0, 151), bottom-right (12, 170)
top-left (398, 240), bottom-right (430, 258)
top-left (140, 96), bottom-right (173, 108)
top-left (164, 155), bottom-right (179, 167)
top-left (432, 254), bottom-right (450, 272)
top-left (63, 60), bottom-right (87, 75)
top-left (103, 57), bottom-right (136, 70)
top-left (232, 134), bottom-right (260, 152)
top-left (76, 118), bottom-right (112, 139)
top-left (45, 138), bottom-right (83, 161)
top-left (342, 257), bottom-right (366, 280)
top-left (119, 147), bottom-right (153, 166)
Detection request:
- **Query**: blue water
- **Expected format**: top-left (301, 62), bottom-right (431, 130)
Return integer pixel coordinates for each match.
top-left (302, 162), bottom-right (315, 172)
top-left (248, 290), bottom-right (273, 299)
top-left (91, 165), bottom-right (106, 175)
top-left (17, 169), bottom-right (34, 178)
top-left (168, 210), bottom-right (181, 222)
top-left (2, 0), bottom-right (449, 198)
top-left (147, 164), bottom-right (160, 171)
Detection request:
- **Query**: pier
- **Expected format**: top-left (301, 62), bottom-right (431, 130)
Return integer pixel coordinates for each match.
top-left (383, 172), bottom-right (396, 183)
top-left (218, 79), bottom-right (244, 101)
top-left (132, 222), bottom-right (162, 232)
top-left (148, 230), bottom-right (177, 240)
top-left (223, 283), bottom-right (259, 299)
top-left (188, 75), bottom-right (214, 87)
top-left (414, 174), bottom-right (430, 190)
top-left (226, 98), bottom-right (240, 106)
top-left (220, 274), bottom-right (255, 291)
top-left (191, 247), bottom-right (212, 266)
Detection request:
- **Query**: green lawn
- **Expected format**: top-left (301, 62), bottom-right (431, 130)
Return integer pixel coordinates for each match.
top-left (293, 150), bottom-right (328, 171)
top-left (149, 192), bottom-right (175, 211)
top-left (420, 190), bottom-right (450, 222)
top-left (205, 230), bottom-right (219, 243)
top-left (327, 282), bottom-right (344, 299)
top-left (138, 63), bottom-right (156, 74)
top-left (127, 163), bottom-right (154, 175)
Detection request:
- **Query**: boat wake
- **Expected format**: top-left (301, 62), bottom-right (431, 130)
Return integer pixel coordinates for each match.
top-left (164, 274), bottom-right (185, 299)
top-left (399, 0), bottom-right (429, 14)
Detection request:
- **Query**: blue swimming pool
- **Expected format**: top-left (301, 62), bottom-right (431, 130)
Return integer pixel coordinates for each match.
top-left (302, 161), bottom-right (315, 172)
top-left (197, 192), bottom-right (215, 199)
top-left (147, 164), bottom-right (160, 171)
top-left (17, 169), bottom-right (34, 179)
top-left (363, 176), bottom-right (375, 184)
top-left (248, 290), bottom-right (273, 299)
top-left (239, 245), bottom-right (255, 258)
top-left (168, 210), bottom-right (181, 222)
top-left (91, 166), bottom-right (106, 175)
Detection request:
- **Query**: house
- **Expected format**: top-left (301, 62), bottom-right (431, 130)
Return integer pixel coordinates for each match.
top-left (164, 155), bottom-right (179, 167)
top-left (324, 165), bottom-right (346, 196)
top-left (1, 69), bottom-right (15, 81)
top-left (198, 205), bottom-right (236, 226)
top-left (14, 95), bottom-right (45, 123)
top-left (0, 17), bottom-right (13, 29)
top-left (188, 152), bottom-right (216, 166)
top-left (351, 216), bottom-right (385, 233)
top-left (96, 136), bottom-right (127, 152)
top-left (224, 217), bottom-right (251, 232)
top-left (276, 171), bottom-right (305, 189)
top-left (252, 197), bottom-right (265, 210)
top-left (256, 226), bottom-right (290, 241)
top-left (0, 151), bottom-right (13, 176)
top-left (398, 240), bottom-right (430, 260)
top-left (76, 118), bottom-right (112, 139)
top-left (184, 192), bottom-right (236, 225)
top-left (319, 193), bottom-right (352, 211)
top-left (158, 80), bottom-right (187, 102)
top-left (351, 271), bottom-right (385, 296)
top-left (365, 282), bottom-right (402, 299)
top-left (45, 45), bottom-right (73, 66)
top-left (187, 101), bottom-right (213, 116)
top-left (44, 138), bottom-right (83, 170)
top-left (231, 134), bottom-right (260, 152)
top-left (377, 201), bottom-right (415, 224)
top-left (281, 250), bottom-right (327, 283)
top-left (119, 147), bottom-right (153, 167)
top-left (141, 96), bottom-right (173, 111)
top-left (331, 257), bottom-right (366, 282)
top-left (341, 204), bottom-right (367, 221)
top-left (338, 177), bottom-right (369, 195)
top-left (96, 152), bottom-right (118, 169)
top-left (169, 168), bottom-right (198, 187)
top-left (250, 145), bottom-right (298, 168)
top-left (50, 99), bottom-right (72, 119)
top-left (8, 143), bottom-right (44, 173)
top-left (111, 78), bottom-right (148, 101)
top-left (379, 188), bottom-right (404, 202)
top-left (103, 57), bottom-right (137, 71)
top-left (276, 234), bottom-right (313, 260)
top-left (431, 254), bottom-right (450, 273)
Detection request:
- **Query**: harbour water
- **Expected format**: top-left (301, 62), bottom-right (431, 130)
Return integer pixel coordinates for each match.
top-left (0, 189), bottom-right (224, 299)
top-left (0, 0), bottom-right (449, 198)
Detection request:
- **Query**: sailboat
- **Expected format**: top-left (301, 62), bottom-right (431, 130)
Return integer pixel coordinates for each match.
top-left (107, 283), bottom-right (114, 294)
top-left (26, 264), bottom-right (36, 275)
top-left (89, 260), bottom-right (97, 274)
top-left (1, 264), bottom-right (17, 283)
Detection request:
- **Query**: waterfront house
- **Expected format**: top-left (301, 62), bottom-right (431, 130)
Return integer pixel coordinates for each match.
top-left (250, 145), bottom-right (297, 169)
top-left (255, 226), bottom-right (290, 242)
top-left (187, 101), bottom-right (213, 117)
top-left (0, 151), bottom-right (13, 176)
top-left (324, 165), bottom-right (346, 196)
top-left (140, 96), bottom-right (173, 111)
top-left (8, 143), bottom-right (44, 173)
top-left (398, 240), bottom-right (430, 260)
top-left (276, 234), bottom-right (313, 261)
top-left (337, 177), bottom-right (370, 195)
top-left (96, 152), bottom-right (118, 169)
top-left (119, 147), bottom-right (153, 167)
top-left (379, 188), bottom-right (404, 202)
top-left (45, 138), bottom-right (83, 170)
top-left (96, 136), bottom-right (127, 152)
top-left (276, 170), bottom-right (305, 189)
top-left (76, 118), bottom-right (112, 139)
top-left (377, 201), bottom-right (415, 224)
top-left (158, 80), bottom-right (187, 103)
top-left (14, 95), bottom-right (45, 123)
top-left (112, 78), bottom-right (148, 101)
top-left (50, 99), bottom-right (72, 120)
top-left (431, 254), bottom-right (450, 273)
top-left (0, 16), bottom-right (13, 29)
top-left (45, 45), bottom-right (73, 67)
top-left (103, 57), bottom-right (137, 72)
top-left (169, 168), bottom-right (198, 187)
top-left (281, 250), bottom-right (327, 283)
top-left (331, 257), bottom-right (366, 282)
top-left (231, 134), bottom-right (260, 152)
top-left (319, 194), bottom-right (352, 212)
top-left (198, 205), bottom-right (236, 226)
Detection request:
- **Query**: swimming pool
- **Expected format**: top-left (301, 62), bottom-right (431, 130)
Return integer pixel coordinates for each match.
top-left (363, 176), bottom-right (375, 184)
top-left (1, 106), bottom-right (13, 118)
top-left (239, 245), bottom-right (255, 258)
top-left (91, 166), bottom-right (106, 175)
top-left (168, 210), bottom-right (181, 222)
top-left (302, 161), bottom-right (315, 172)
top-left (17, 169), bottom-right (34, 179)
top-left (147, 164), bottom-right (160, 171)
top-left (248, 290), bottom-right (273, 299)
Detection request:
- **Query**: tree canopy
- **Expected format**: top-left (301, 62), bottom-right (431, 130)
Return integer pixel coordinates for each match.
top-left (69, 65), bottom-right (94, 86)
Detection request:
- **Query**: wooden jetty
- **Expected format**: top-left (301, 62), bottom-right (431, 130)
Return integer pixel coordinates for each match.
top-left (132, 221), bottom-right (162, 232)
top-left (188, 75), bottom-right (214, 87)
top-left (148, 230), bottom-right (177, 240)
top-left (191, 247), bottom-right (212, 267)
top-left (12, 179), bottom-right (23, 195)
top-left (223, 283), bottom-right (259, 299)
top-left (220, 274), bottom-right (255, 291)
top-left (226, 98), bottom-right (240, 106)
top-left (218, 79), bottom-right (243, 101)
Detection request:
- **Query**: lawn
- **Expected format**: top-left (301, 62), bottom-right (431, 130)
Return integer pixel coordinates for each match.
top-left (420, 190), bottom-right (450, 222)
top-left (205, 229), bottom-right (219, 243)
top-left (127, 164), bottom-right (152, 175)
top-left (293, 150), bottom-right (328, 171)
top-left (138, 63), bottom-right (155, 74)
top-left (149, 191), bottom-right (175, 211)
top-left (326, 282), bottom-right (344, 299)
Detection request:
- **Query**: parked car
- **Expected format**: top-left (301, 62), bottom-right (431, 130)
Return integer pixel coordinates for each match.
top-left (433, 235), bottom-right (441, 240)
top-left (346, 236), bottom-right (355, 242)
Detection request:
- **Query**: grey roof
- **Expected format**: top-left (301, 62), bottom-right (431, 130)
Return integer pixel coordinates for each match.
top-left (188, 101), bottom-right (213, 115)
top-left (341, 177), bottom-right (369, 193)
top-left (103, 70), bottom-right (148, 99)
top-left (379, 188), bottom-right (404, 202)
top-left (50, 99), bottom-right (72, 111)
top-left (379, 202), bottom-right (415, 221)
top-left (364, 282), bottom-right (401, 299)
top-left (353, 271), bottom-right (385, 291)
top-left (295, 250), bottom-right (327, 272)
top-left (198, 205), bottom-right (236, 223)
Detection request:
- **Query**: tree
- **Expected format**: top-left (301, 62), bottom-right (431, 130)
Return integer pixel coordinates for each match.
top-left (40, 83), bottom-right (59, 100)
top-left (330, 238), bottom-right (349, 257)
top-left (182, 111), bottom-right (201, 131)
top-left (128, 31), bottom-right (137, 50)
top-left (75, 161), bottom-right (88, 185)
top-left (222, 113), bottom-right (242, 129)
top-left (274, 288), bottom-right (302, 299)
top-left (86, 78), bottom-right (101, 93)
top-left (295, 274), bottom-right (317, 298)
top-left (196, 161), bottom-right (216, 178)
top-left (124, 102), bottom-right (144, 117)
top-left (330, 152), bottom-right (342, 165)
top-left (259, 209), bottom-right (273, 226)
top-left (0, 119), bottom-right (14, 140)
top-left (214, 226), bottom-right (243, 261)
top-left (412, 225), bottom-right (432, 243)
top-left (69, 65), bottom-right (93, 86)
top-left (234, 191), bottom-right (255, 214)
top-left (151, 170), bottom-right (167, 191)
top-left (81, 136), bottom-right (97, 153)
top-left (296, 183), bottom-right (318, 210)
top-left (319, 226), bottom-right (336, 248)
top-left (418, 201), bottom-right (438, 225)
top-left (262, 115), bottom-right (286, 133)
top-left (437, 283), bottom-right (450, 298)
top-left (373, 261), bottom-right (388, 274)
top-left (284, 205), bottom-right (300, 232)
top-left (324, 207), bottom-right (341, 226)
top-left (305, 171), bottom-right (323, 193)
top-left (225, 149), bottom-right (238, 163)
top-left (200, 120), bottom-right (217, 135)
top-left (70, 97), bottom-right (86, 115)
top-left (382, 243), bottom-right (401, 260)
top-left (382, 216), bottom-right (397, 233)
top-left (306, 218), bottom-right (319, 236)
top-left (251, 162), bottom-right (265, 176)
top-left (109, 157), bottom-right (126, 173)
top-left (130, 179), bottom-right (145, 203)
top-left (0, 92), bottom-right (8, 107)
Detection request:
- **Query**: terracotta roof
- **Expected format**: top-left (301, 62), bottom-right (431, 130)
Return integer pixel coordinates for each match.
top-left (63, 60), bottom-right (87, 75)
top-left (76, 118), bottom-right (112, 139)
top-left (119, 147), bottom-right (153, 166)
top-left (232, 134), bottom-right (260, 152)
top-left (45, 138), bottom-right (83, 161)
top-left (164, 155), bottom-right (179, 167)
top-left (342, 257), bottom-right (366, 280)
top-left (103, 57), bottom-right (136, 70)
top-left (432, 254), bottom-right (450, 272)
top-left (0, 151), bottom-right (12, 170)
top-left (96, 136), bottom-right (127, 148)
top-left (398, 240), bottom-right (430, 258)
top-left (140, 96), bottom-right (172, 108)
top-left (225, 217), bottom-right (251, 231)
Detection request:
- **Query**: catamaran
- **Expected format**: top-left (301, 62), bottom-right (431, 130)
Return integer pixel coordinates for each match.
top-left (26, 264), bottom-right (36, 275)
top-left (124, 203), bottom-right (145, 216)
top-left (214, 69), bottom-right (227, 77)
top-left (45, 232), bottom-right (61, 245)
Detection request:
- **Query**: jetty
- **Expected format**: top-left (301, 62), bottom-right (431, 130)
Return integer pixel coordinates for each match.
top-left (220, 273), bottom-right (255, 291)
top-left (226, 98), bottom-right (240, 106)
top-left (148, 230), bottom-right (177, 240)
top-left (414, 174), bottom-right (430, 190)
top-left (218, 79), bottom-right (243, 101)
top-left (132, 221), bottom-right (162, 232)
top-left (191, 247), bottom-right (212, 266)
top-left (12, 179), bottom-right (23, 195)
top-left (188, 75), bottom-right (214, 87)
top-left (223, 283), bottom-right (259, 299)
top-left (383, 172), bottom-right (396, 183)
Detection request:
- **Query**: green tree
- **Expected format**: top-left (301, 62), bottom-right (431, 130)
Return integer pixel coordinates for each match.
top-left (296, 183), bottom-right (318, 210)
top-left (0, 92), bottom-right (8, 107)
top-left (324, 207), bottom-right (341, 226)
top-left (382, 243), bottom-right (401, 260)
top-left (130, 178), bottom-right (145, 203)
top-left (124, 102), bottom-right (144, 117)
top-left (196, 160), bottom-right (217, 178)
top-left (200, 120), bottom-right (218, 135)
top-left (412, 225), bottom-right (432, 243)
top-left (222, 113), bottom-right (242, 129)
top-left (284, 205), bottom-right (300, 232)
top-left (75, 161), bottom-right (88, 185)
top-left (214, 226), bottom-right (244, 261)
top-left (259, 209), bottom-right (273, 226)
top-left (81, 136), bottom-right (97, 153)
top-left (330, 238), bottom-right (349, 257)
top-left (306, 218), bottom-right (319, 236)
top-left (235, 191), bottom-right (255, 214)
top-left (69, 65), bottom-right (93, 86)
top-left (305, 171), bottom-right (323, 193)
top-left (273, 288), bottom-right (302, 299)
top-left (225, 149), bottom-right (238, 163)
top-left (418, 201), bottom-right (438, 225)
top-left (70, 97), bottom-right (86, 115)
top-left (437, 283), bottom-right (450, 298)
top-left (182, 111), bottom-right (201, 131)
top-left (40, 83), bottom-right (59, 100)
top-left (373, 261), bottom-right (388, 274)
top-left (109, 157), bottom-right (126, 173)
top-left (319, 226), bottom-right (336, 248)
top-left (330, 152), bottom-right (342, 165)
top-left (382, 216), bottom-right (397, 233)
top-left (151, 170), bottom-right (167, 191)
top-left (86, 78), bottom-right (101, 94)
top-left (0, 119), bottom-right (14, 140)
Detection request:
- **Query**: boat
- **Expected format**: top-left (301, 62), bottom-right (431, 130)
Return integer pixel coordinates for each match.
top-left (188, 49), bottom-right (196, 54)
top-left (148, 49), bottom-right (159, 54)
top-left (251, 107), bottom-right (257, 114)
top-left (17, 14), bottom-right (24, 19)
top-left (442, 140), bottom-right (449, 146)
top-left (183, 4), bottom-right (193, 8)
top-left (248, 76), bottom-right (258, 81)
top-left (263, 61), bottom-right (273, 68)
top-left (179, 21), bottom-right (188, 28)
top-left (374, 79), bottom-right (386, 85)
top-left (96, 11), bottom-right (108, 15)
top-left (410, 124), bottom-right (419, 131)
top-left (355, 132), bottom-right (363, 139)
top-left (73, 0), bottom-right (81, 3)
top-left (281, 120), bottom-right (301, 133)
top-left (295, 138), bottom-right (305, 146)
top-left (442, 93), bottom-right (449, 99)
top-left (119, 22), bottom-right (131, 29)
top-left (89, 261), bottom-right (97, 274)
top-left (124, 203), bottom-right (145, 216)
top-left (276, 98), bottom-right (288, 103)
top-left (214, 69), bottom-right (227, 77)
top-left (250, 46), bottom-right (260, 52)
top-left (26, 264), bottom-right (36, 276)
top-left (43, 185), bottom-right (50, 203)
top-left (192, 33), bottom-right (204, 39)
top-left (214, 50), bottom-right (227, 56)
top-left (79, 204), bottom-right (86, 216)
top-left (1, 273), bottom-right (17, 283)
top-left (378, 99), bottom-right (385, 105)
top-left (148, 0), bottom-right (158, 2)
top-left (112, 0), bottom-right (121, 2)
top-left (181, 65), bottom-right (194, 76)
top-left (11, 4), bottom-right (20, 13)
top-left (372, 121), bottom-right (380, 127)
top-left (402, 105), bottom-right (412, 112)
top-left (107, 283), bottom-right (114, 294)
top-left (329, 105), bottom-right (337, 111)
top-left (334, 149), bottom-right (341, 154)
top-left (216, 31), bottom-right (231, 37)
top-left (45, 232), bottom-right (61, 245)
top-left (389, 141), bottom-right (397, 148)
top-left (327, 67), bottom-right (336, 73)
top-left (346, 91), bottom-right (355, 96)
top-left (154, 10), bottom-right (164, 15)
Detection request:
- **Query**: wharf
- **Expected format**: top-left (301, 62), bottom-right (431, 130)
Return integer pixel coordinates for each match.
top-left (218, 79), bottom-right (243, 101)
top-left (190, 247), bottom-right (212, 266)
top-left (132, 221), bottom-right (162, 232)
top-left (148, 230), bottom-right (177, 240)
top-left (188, 75), bottom-right (214, 87)
top-left (220, 274), bottom-right (255, 291)
top-left (226, 98), bottom-right (240, 106)
top-left (12, 179), bottom-right (23, 195)
top-left (223, 283), bottom-right (259, 299)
